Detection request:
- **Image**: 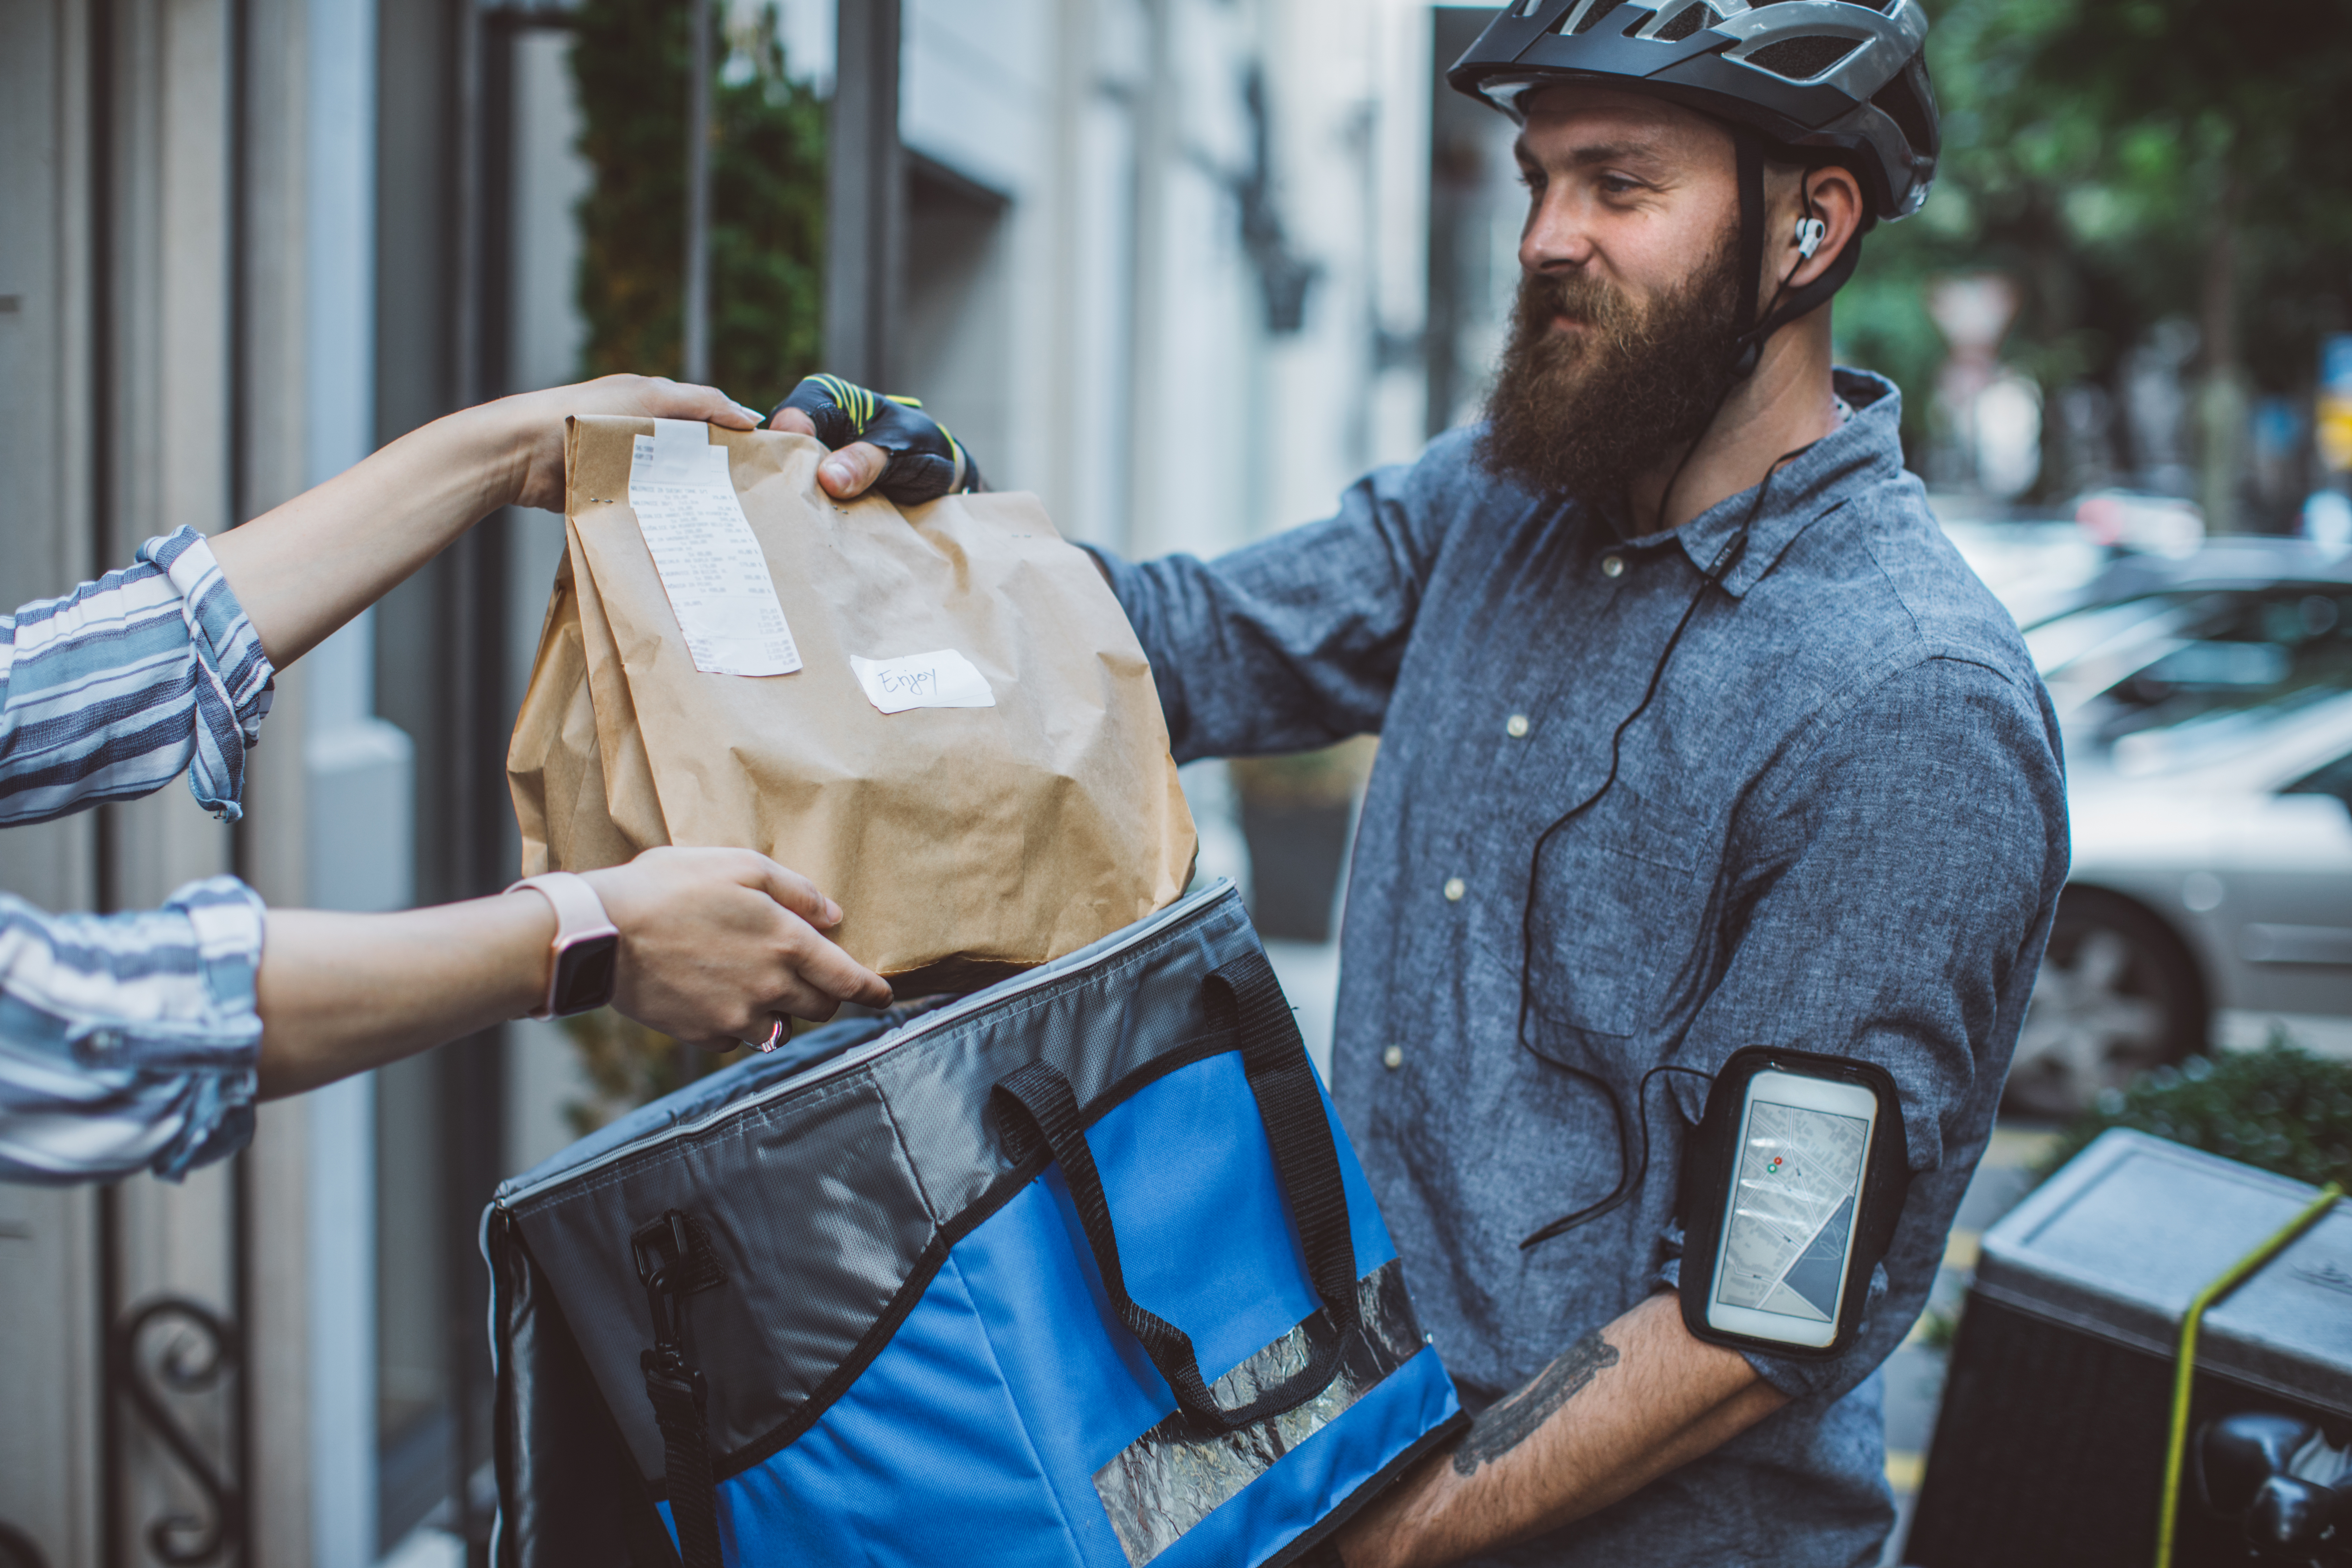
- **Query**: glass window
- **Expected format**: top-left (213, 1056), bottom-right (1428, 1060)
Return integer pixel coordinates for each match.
top-left (2287, 748), bottom-right (2352, 812)
top-left (2039, 586), bottom-right (2352, 748)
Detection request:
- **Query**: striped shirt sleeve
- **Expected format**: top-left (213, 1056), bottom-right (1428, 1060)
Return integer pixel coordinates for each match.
top-left (0, 531), bottom-right (275, 1184)
top-left (0, 526), bottom-right (276, 826)
top-left (0, 875), bottom-right (266, 1184)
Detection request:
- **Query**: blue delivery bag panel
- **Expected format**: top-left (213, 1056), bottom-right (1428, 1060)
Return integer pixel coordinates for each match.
top-left (485, 880), bottom-right (1464, 1568)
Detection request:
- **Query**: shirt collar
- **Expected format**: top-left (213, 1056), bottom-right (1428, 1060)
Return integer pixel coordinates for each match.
top-left (1612, 369), bottom-right (1906, 599)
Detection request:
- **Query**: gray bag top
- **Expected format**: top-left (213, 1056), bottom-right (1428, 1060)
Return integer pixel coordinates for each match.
top-left (489, 879), bottom-right (1275, 1483)
top-left (1974, 1128), bottom-right (2352, 1416)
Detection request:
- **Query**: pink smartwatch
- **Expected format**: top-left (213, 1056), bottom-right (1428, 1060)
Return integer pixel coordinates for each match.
top-left (509, 872), bottom-right (622, 1019)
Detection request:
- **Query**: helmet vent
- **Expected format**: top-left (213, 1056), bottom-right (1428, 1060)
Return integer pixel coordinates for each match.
top-left (1566, 0), bottom-right (1627, 34)
top-left (1871, 68), bottom-right (1934, 154)
top-left (1653, 3), bottom-right (1721, 41)
top-left (1744, 34), bottom-right (1862, 79)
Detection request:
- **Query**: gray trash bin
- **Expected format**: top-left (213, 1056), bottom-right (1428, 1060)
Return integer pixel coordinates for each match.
top-left (1910, 1128), bottom-right (2352, 1568)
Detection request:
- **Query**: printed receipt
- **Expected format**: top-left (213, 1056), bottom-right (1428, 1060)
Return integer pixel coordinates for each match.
top-left (626, 419), bottom-right (802, 677)
top-left (850, 650), bottom-right (996, 714)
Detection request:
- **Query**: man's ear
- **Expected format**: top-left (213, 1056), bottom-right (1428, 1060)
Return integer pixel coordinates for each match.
top-left (1783, 162), bottom-right (1865, 291)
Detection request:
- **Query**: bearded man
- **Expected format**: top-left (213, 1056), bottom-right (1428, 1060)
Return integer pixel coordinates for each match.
top-left (783, 1), bottom-right (2067, 1561)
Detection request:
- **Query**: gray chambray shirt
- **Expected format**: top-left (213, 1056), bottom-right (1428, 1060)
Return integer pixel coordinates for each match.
top-left (1094, 371), bottom-right (2069, 1567)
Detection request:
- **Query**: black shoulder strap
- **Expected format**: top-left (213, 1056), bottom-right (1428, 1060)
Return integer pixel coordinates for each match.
top-left (631, 1212), bottom-right (727, 1568)
top-left (1204, 952), bottom-right (1360, 1340)
top-left (640, 1356), bottom-right (721, 1568)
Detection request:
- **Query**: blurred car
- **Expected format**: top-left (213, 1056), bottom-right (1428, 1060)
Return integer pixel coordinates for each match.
top-left (1935, 514), bottom-right (2112, 629)
top-left (2004, 545), bottom-right (2352, 1116)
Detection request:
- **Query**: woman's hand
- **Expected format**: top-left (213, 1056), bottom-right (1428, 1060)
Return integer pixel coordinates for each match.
top-left (583, 846), bottom-right (894, 1049)
top-left (212, 374), bottom-right (763, 668)
top-left (254, 846), bottom-right (891, 1098)
top-left (488, 375), bottom-right (764, 515)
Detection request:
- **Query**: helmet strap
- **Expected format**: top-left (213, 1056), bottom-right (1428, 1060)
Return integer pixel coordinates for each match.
top-left (1727, 136), bottom-right (1866, 380)
top-left (1732, 128), bottom-right (1766, 373)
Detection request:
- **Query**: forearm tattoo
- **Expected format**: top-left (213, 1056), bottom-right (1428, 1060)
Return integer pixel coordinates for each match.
top-left (1450, 1329), bottom-right (1620, 1477)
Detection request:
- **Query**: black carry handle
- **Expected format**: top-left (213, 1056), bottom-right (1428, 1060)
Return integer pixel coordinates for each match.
top-left (991, 952), bottom-right (1360, 1432)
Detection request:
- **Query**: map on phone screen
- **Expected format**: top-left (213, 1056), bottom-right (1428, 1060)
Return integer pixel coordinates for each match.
top-left (1714, 1100), bottom-right (1871, 1322)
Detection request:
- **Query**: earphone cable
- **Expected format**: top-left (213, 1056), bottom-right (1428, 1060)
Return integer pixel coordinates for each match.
top-left (1520, 1063), bottom-right (1720, 1249)
top-left (1512, 435), bottom-right (1820, 1248)
top-left (1508, 166), bottom-right (1831, 1250)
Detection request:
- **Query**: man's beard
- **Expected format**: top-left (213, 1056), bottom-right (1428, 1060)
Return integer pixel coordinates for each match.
top-left (1476, 227), bottom-right (1746, 510)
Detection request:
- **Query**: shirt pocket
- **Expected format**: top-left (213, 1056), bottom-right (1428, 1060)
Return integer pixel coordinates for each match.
top-left (1515, 782), bottom-right (1712, 1051)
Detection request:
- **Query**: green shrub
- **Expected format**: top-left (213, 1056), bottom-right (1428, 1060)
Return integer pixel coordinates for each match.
top-left (2040, 1032), bottom-right (2352, 1191)
top-left (572, 0), bottom-right (825, 408)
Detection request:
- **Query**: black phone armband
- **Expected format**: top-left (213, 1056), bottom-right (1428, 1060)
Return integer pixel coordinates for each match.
top-left (1675, 1046), bottom-right (1912, 1359)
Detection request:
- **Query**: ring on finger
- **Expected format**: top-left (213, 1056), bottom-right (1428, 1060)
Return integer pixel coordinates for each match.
top-left (750, 1014), bottom-right (787, 1053)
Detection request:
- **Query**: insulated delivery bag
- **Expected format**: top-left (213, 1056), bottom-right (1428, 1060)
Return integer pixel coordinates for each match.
top-left (485, 881), bottom-right (1464, 1567)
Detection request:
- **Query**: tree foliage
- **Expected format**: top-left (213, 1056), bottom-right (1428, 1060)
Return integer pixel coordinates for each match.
top-left (1837, 0), bottom-right (2352, 465)
top-left (572, 0), bottom-right (826, 408)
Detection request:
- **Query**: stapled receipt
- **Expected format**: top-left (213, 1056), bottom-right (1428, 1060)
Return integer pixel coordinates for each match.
top-left (850, 650), bottom-right (996, 714)
top-left (626, 419), bottom-right (802, 677)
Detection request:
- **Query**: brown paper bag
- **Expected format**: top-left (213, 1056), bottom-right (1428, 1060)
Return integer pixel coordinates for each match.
top-left (508, 415), bottom-right (1196, 994)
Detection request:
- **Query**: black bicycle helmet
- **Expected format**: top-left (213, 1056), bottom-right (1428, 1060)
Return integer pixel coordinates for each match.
top-left (1450, 0), bottom-right (1937, 220)
top-left (1451, 0), bottom-right (1939, 372)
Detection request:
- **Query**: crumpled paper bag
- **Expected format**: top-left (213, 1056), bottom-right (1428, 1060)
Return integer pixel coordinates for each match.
top-left (509, 415), bottom-right (1196, 996)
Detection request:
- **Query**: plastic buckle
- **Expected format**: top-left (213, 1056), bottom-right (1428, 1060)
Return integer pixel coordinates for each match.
top-left (631, 1212), bottom-right (695, 1348)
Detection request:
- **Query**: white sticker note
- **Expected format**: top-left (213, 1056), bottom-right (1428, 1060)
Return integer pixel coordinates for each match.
top-left (627, 419), bottom-right (802, 677)
top-left (850, 650), bottom-right (996, 714)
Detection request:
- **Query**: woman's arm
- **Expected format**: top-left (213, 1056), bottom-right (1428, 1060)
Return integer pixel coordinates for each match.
top-left (208, 376), bottom-right (762, 667)
top-left (0, 848), bottom-right (891, 1186)
top-left (0, 378), bottom-right (757, 830)
top-left (255, 847), bottom-right (889, 1097)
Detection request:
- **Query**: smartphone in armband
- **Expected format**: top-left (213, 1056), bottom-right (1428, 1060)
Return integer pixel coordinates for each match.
top-left (1677, 1047), bottom-right (1910, 1358)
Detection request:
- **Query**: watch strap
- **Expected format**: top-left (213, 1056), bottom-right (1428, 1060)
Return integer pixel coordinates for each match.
top-left (509, 872), bottom-right (621, 1019)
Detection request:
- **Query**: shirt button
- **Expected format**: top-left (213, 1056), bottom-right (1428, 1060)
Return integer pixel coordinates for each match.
top-left (1601, 554), bottom-right (1625, 578)
top-left (75, 1029), bottom-right (125, 1064)
top-left (1382, 1045), bottom-right (1405, 1070)
top-left (1505, 714), bottom-right (1530, 738)
top-left (1443, 877), bottom-right (1465, 902)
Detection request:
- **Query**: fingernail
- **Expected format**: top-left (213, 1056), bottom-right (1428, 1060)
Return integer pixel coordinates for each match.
top-left (821, 459), bottom-right (849, 486)
top-left (824, 898), bottom-right (843, 925)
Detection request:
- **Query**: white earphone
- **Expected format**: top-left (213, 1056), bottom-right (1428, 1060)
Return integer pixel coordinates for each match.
top-left (1794, 216), bottom-right (1828, 259)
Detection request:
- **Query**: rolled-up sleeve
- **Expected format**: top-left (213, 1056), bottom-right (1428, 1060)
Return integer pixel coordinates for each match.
top-left (1652, 652), bottom-right (2070, 1406)
top-left (0, 875), bottom-right (268, 1185)
top-left (0, 527), bottom-right (276, 826)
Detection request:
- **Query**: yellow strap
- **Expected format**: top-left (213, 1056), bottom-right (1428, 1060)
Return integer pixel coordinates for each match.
top-left (2154, 1179), bottom-right (2343, 1568)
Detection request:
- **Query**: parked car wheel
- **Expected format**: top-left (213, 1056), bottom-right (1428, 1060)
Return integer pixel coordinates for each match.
top-left (2006, 887), bottom-right (2209, 1118)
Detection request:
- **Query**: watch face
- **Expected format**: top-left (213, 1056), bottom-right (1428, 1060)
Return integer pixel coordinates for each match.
top-left (551, 933), bottom-right (621, 1016)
